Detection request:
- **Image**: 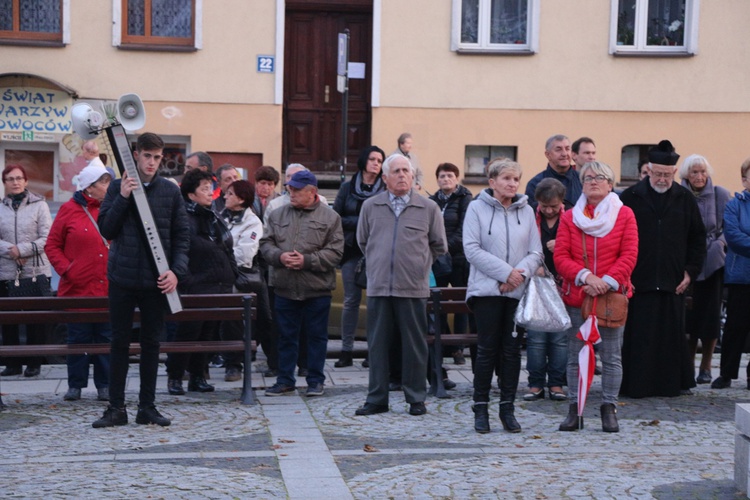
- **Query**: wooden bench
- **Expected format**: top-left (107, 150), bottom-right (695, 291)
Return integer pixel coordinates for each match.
top-left (427, 287), bottom-right (477, 398)
top-left (0, 293), bottom-right (257, 408)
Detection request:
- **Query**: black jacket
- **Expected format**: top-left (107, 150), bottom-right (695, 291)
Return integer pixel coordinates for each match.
top-left (429, 185), bottom-right (473, 261)
top-left (179, 201), bottom-right (236, 293)
top-left (332, 171), bottom-right (385, 263)
top-left (620, 178), bottom-right (706, 292)
top-left (99, 175), bottom-right (190, 290)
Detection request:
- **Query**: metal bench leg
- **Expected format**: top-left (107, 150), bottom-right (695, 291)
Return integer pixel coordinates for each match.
top-left (240, 295), bottom-right (256, 405)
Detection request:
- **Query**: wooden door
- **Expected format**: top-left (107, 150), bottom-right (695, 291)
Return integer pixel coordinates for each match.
top-left (283, 1), bottom-right (372, 187)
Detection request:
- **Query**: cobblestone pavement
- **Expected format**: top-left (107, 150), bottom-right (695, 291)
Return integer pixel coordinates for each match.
top-left (0, 353), bottom-right (746, 499)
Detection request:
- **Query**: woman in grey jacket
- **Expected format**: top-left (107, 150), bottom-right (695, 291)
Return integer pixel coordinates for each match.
top-left (0, 165), bottom-right (52, 377)
top-left (464, 158), bottom-right (542, 434)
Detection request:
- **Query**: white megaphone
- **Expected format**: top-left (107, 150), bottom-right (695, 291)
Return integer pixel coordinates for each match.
top-left (117, 93), bottom-right (146, 131)
top-left (71, 103), bottom-right (104, 140)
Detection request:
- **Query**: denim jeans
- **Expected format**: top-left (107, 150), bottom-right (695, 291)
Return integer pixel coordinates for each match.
top-left (565, 305), bottom-right (624, 405)
top-left (108, 283), bottom-right (167, 409)
top-left (472, 296), bottom-right (521, 404)
top-left (525, 329), bottom-right (568, 389)
top-left (66, 322), bottom-right (112, 389)
top-left (339, 258), bottom-right (363, 353)
top-left (274, 294), bottom-right (331, 387)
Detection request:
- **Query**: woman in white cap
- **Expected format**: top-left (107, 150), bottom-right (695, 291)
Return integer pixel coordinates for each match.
top-left (46, 163), bottom-right (112, 401)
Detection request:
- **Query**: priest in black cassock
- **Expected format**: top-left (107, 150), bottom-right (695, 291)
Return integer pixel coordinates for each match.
top-left (619, 140), bottom-right (706, 398)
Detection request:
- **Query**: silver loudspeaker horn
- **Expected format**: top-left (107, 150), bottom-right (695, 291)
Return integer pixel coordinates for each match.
top-left (117, 93), bottom-right (146, 131)
top-left (71, 103), bottom-right (104, 140)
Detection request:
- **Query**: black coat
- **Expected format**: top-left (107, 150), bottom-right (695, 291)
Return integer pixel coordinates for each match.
top-left (429, 185), bottom-right (473, 261)
top-left (620, 178), bottom-right (706, 292)
top-left (99, 175), bottom-right (190, 290)
top-left (179, 201), bottom-right (235, 293)
top-left (332, 171), bottom-right (385, 263)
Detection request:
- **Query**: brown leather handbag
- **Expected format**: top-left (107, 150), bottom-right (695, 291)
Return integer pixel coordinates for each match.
top-left (580, 232), bottom-right (629, 328)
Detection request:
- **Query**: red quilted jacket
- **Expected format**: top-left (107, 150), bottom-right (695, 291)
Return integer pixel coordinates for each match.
top-left (554, 206), bottom-right (639, 308)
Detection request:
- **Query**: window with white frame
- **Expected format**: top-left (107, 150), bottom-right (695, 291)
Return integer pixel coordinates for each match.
top-left (452, 0), bottom-right (540, 54)
top-left (464, 145), bottom-right (518, 181)
top-left (610, 0), bottom-right (699, 55)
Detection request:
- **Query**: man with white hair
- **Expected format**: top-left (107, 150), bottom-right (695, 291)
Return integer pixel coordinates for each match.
top-left (620, 140), bottom-right (706, 398)
top-left (354, 154), bottom-right (447, 416)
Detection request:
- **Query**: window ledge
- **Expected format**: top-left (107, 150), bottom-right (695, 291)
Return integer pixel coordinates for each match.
top-left (0, 39), bottom-right (64, 48)
top-left (456, 48), bottom-right (535, 56)
top-left (117, 44), bottom-right (197, 53)
top-left (464, 175), bottom-right (489, 186)
top-left (612, 49), bottom-right (694, 58)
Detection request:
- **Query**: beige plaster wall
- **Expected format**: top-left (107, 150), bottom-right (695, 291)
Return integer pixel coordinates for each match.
top-left (3, 0), bottom-right (277, 103)
top-left (373, 107), bottom-right (750, 196)
top-left (378, 0), bottom-right (750, 112)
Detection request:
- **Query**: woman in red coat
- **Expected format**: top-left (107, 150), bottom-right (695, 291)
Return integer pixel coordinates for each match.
top-left (46, 163), bottom-right (112, 401)
top-left (554, 161), bottom-right (638, 433)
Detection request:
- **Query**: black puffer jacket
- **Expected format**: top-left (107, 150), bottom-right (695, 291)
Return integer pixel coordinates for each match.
top-left (179, 201), bottom-right (235, 292)
top-left (99, 175), bottom-right (190, 289)
top-left (429, 184), bottom-right (473, 262)
top-left (332, 171), bottom-right (385, 263)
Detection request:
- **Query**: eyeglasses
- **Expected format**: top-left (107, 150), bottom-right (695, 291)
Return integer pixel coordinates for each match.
top-left (650, 171), bottom-right (674, 180)
top-left (4, 176), bottom-right (24, 183)
top-left (582, 175), bottom-right (608, 184)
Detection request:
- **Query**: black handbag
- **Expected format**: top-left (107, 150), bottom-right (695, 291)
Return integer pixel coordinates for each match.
top-left (235, 264), bottom-right (264, 293)
top-left (354, 256), bottom-right (367, 289)
top-left (7, 243), bottom-right (52, 297)
top-left (431, 253), bottom-right (453, 279)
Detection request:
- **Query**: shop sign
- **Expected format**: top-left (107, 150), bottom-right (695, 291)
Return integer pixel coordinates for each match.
top-left (0, 87), bottom-right (73, 134)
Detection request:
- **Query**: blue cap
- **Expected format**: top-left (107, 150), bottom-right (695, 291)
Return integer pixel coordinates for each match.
top-left (285, 170), bottom-right (318, 189)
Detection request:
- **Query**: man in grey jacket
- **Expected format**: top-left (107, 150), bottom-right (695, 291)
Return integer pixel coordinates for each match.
top-left (260, 170), bottom-right (343, 397)
top-left (354, 154), bottom-right (447, 416)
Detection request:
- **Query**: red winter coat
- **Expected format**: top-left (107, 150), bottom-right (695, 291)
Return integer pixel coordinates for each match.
top-left (45, 192), bottom-right (109, 297)
top-left (554, 205), bottom-right (638, 308)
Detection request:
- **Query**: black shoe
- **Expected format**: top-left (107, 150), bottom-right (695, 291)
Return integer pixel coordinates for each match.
top-left (472, 403), bottom-right (490, 433)
top-left (136, 405), bottom-right (171, 426)
top-left (63, 388), bottom-right (81, 401)
top-left (696, 370), bottom-right (712, 384)
top-left (168, 378), bottom-right (185, 395)
top-left (601, 403), bottom-right (619, 433)
top-left (355, 403), bottom-right (389, 416)
top-left (265, 383), bottom-right (295, 396)
top-left (452, 350), bottom-right (466, 365)
top-left (209, 354), bottom-right (225, 368)
top-left (224, 367), bottom-right (242, 382)
top-left (499, 403), bottom-right (521, 433)
top-left (409, 402), bottom-right (427, 416)
top-left (334, 351), bottom-right (353, 368)
top-left (188, 376), bottom-right (214, 392)
top-left (297, 367), bottom-right (308, 377)
top-left (306, 383), bottom-right (325, 397)
top-left (0, 366), bottom-right (21, 376)
top-left (24, 366), bottom-right (40, 377)
top-left (523, 388), bottom-right (545, 401)
top-left (711, 376), bottom-right (731, 389)
top-left (361, 358), bottom-right (369, 368)
top-left (443, 378), bottom-right (457, 390)
top-left (559, 403), bottom-right (583, 431)
top-left (92, 406), bottom-right (128, 428)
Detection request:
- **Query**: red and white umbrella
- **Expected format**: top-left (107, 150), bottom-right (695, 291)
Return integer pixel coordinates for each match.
top-left (577, 300), bottom-right (602, 419)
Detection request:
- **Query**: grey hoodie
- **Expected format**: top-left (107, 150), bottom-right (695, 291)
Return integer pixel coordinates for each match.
top-left (463, 188), bottom-right (542, 302)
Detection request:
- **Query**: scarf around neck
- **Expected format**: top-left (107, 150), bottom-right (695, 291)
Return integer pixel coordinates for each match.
top-left (572, 192), bottom-right (622, 238)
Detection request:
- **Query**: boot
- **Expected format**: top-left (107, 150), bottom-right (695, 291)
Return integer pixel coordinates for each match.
top-left (601, 403), bottom-right (619, 433)
top-left (168, 378), bottom-right (185, 395)
top-left (472, 403), bottom-right (490, 434)
top-left (334, 351), bottom-right (353, 368)
top-left (559, 403), bottom-right (583, 431)
top-left (188, 375), bottom-right (215, 392)
top-left (498, 402), bottom-right (521, 433)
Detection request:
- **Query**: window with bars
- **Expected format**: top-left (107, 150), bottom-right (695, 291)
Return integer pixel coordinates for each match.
top-left (0, 0), bottom-right (63, 44)
top-left (121, 0), bottom-right (195, 49)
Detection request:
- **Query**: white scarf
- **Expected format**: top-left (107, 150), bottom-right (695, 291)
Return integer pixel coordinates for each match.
top-left (572, 192), bottom-right (623, 238)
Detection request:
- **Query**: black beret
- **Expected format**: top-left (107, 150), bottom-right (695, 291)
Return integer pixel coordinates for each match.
top-left (648, 140), bottom-right (680, 166)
